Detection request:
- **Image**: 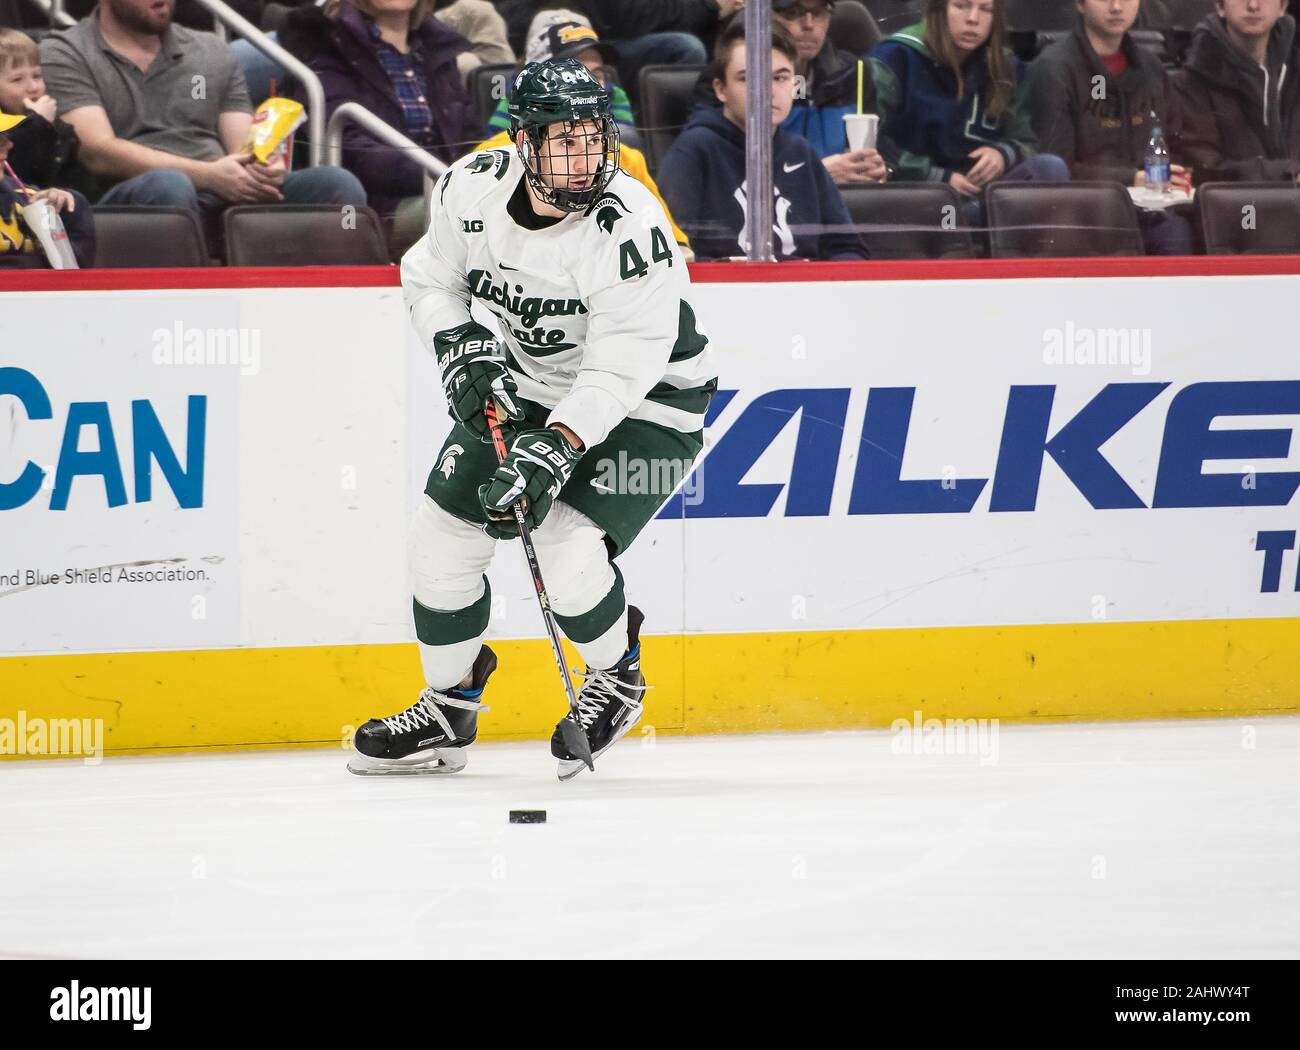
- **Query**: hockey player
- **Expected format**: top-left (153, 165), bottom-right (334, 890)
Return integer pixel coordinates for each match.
top-left (349, 58), bottom-right (717, 780)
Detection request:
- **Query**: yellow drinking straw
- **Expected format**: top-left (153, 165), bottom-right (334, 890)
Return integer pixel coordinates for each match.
top-left (856, 60), bottom-right (864, 115)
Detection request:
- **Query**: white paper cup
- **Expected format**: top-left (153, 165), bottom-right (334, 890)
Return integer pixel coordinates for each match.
top-left (21, 197), bottom-right (79, 269)
top-left (844, 113), bottom-right (879, 152)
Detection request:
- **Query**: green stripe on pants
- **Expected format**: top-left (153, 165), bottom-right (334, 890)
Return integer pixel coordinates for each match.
top-left (553, 563), bottom-right (626, 644)
top-left (412, 576), bottom-right (492, 645)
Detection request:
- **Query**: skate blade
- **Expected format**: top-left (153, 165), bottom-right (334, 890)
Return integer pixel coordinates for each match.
top-left (347, 748), bottom-right (467, 776)
top-left (556, 705), bottom-right (642, 782)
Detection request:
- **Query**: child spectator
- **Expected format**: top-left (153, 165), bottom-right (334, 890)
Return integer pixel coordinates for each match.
top-left (657, 20), bottom-right (868, 260)
top-left (774, 0), bottom-right (889, 184)
top-left (869, 0), bottom-right (1068, 219)
top-left (1027, 0), bottom-right (1194, 254)
top-left (485, 10), bottom-right (636, 146)
top-left (1, 110), bottom-right (95, 268)
top-left (1173, 0), bottom-right (1300, 181)
top-left (0, 29), bottom-right (86, 196)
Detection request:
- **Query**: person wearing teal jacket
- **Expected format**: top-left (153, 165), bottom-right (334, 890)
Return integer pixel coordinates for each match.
top-left (868, 0), bottom-right (1067, 220)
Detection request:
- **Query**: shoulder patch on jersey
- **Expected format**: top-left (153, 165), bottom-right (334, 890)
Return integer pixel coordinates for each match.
top-left (589, 191), bottom-right (630, 235)
top-left (468, 149), bottom-right (512, 181)
top-left (595, 205), bottom-right (620, 235)
top-left (439, 170), bottom-right (453, 204)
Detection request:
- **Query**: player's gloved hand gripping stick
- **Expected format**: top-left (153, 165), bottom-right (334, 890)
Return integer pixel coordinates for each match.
top-left (484, 401), bottom-right (594, 773)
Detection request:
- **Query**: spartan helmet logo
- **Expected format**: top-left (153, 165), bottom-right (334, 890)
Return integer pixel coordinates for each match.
top-left (438, 443), bottom-right (465, 479)
top-left (595, 205), bottom-right (620, 235)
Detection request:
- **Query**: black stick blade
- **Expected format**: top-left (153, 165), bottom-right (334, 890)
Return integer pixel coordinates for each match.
top-left (561, 718), bottom-right (595, 771)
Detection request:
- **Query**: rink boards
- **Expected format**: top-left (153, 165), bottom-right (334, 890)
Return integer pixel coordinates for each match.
top-left (2, 260), bottom-right (1299, 755)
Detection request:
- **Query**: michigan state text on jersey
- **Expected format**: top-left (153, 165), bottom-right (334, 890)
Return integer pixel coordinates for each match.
top-left (349, 58), bottom-right (717, 781)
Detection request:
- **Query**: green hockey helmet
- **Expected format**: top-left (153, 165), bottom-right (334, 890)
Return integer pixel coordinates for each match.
top-left (508, 58), bottom-right (620, 212)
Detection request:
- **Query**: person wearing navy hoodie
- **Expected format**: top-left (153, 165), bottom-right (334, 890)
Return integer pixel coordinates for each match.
top-left (656, 20), bottom-right (867, 261)
top-left (868, 0), bottom-right (1068, 222)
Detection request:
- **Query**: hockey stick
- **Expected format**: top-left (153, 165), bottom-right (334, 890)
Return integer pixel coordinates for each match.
top-left (485, 401), bottom-right (594, 772)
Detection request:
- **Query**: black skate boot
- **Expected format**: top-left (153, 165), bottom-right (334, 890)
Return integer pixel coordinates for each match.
top-left (348, 645), bottom-right (497, 776)
top-left (551, 607), bottom-right (648, 781)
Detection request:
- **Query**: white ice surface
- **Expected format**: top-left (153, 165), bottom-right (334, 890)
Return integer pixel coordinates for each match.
top-left (1, 719), bottom-right (1298, 959)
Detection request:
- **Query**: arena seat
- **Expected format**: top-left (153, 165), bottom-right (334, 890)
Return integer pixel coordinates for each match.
top-left (92, 206), bottom-right (210, 268)
top-left (985, 182), bottom-right (1144, 258)
top-left (638, 64), bottom-right (709, 174)
top-left (838, 184), bottom-right (976, 259)
top-left (1168, 0), bottom-right (1216, 30)
top-left (223, 205), bottom-right (389, 266)
top-left (467, 63), bottom-right (519, 139)
top-left (1006, 0), bottom-right (1073, 32)
top-left (1198, 183), bottom-right (1300, 255)
top-left (830, 0), bottom-right (882, 55)
top-left (861, 1), bottom-right (923, 33)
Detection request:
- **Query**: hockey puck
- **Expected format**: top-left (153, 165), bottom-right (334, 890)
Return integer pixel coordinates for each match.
top-left (509, 810), bottom-right (546, 824)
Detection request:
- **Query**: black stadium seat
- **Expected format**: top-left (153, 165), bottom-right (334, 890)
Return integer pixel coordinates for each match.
top-left (223, 205), bottom-right (389, 266)
top-left (985, 182), bottom-right (1144, 258)
top-left (830, 1), bottom-right (882, 55)
top-left (861, 1), bottom-right (923, 33)
top-left (1197, 183), bottom-right (1300, 255)
top-left (1006, 0), bottom-right (1073, 32)
top-left (467, 63), bottom-right (518, 140)
top-left (838, 184), bottom-right (975, 259)
top-left (638, 64), bottom-right (709, 174)
top-left (1168, 0), bottom-right (1216, 30)
top-left (92, 206), bottom-right (210, 268)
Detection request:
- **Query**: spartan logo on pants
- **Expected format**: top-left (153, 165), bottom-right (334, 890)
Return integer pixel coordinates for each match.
top-left (438, 443), bottom-right (464, 479)
top-left (733, 180), bottom-right (796, 257)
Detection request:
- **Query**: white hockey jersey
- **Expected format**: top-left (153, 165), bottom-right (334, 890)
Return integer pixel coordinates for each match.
top-left (401, 147), bottom-right (716, 451)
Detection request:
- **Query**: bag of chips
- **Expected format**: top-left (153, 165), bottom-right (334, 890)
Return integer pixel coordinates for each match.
top-left (242, 97), bottom-right (307, 166)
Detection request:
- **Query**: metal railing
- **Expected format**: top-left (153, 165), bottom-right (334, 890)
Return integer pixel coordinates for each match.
top-left (326, 102), bottom-right (449, 205)
top-left (191, 0), bottom-right (326, 167)
top-left (31, 0), bottom-right (75, 28)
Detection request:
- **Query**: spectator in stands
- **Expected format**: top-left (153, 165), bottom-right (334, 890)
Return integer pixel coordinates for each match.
top-left (485, 9), bottom-right (637, 146)
top-left (774, 0), bottom-right (888, 183)
top-left (279, 0), bottom-right (476, 253)
top-left (657, 20), bottom-right (868, 260)
top-left (1027, 0), bottom-right (1194, 255)
top-left (584, 0), bottom-right (745, 111)
top-left (868, 0), bottom-right (1068, 219)
top-left (0, 110), bottom-right (95, 267)
top-left (1173, 0), bottom-right (1300, 181)
top-left (234, 1), bottom-right (514, 106)
top-left (0, 29), bottom-right (87, 196)
top-left (39, 0), bottom-right (365, 218)
top-left (434, 0), bottom-right (515, 73)
top-left (472, 12), bottom-right (689, 254)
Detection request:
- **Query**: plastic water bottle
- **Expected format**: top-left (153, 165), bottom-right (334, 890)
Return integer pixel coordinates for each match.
top-left (1145, 113), bottom-right (1171, 194)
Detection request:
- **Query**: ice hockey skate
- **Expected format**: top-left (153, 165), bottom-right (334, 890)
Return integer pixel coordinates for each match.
top-left (348, 645), bottom-right (497, 776)
top-left (552, 607), bottom-right (648, 781)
